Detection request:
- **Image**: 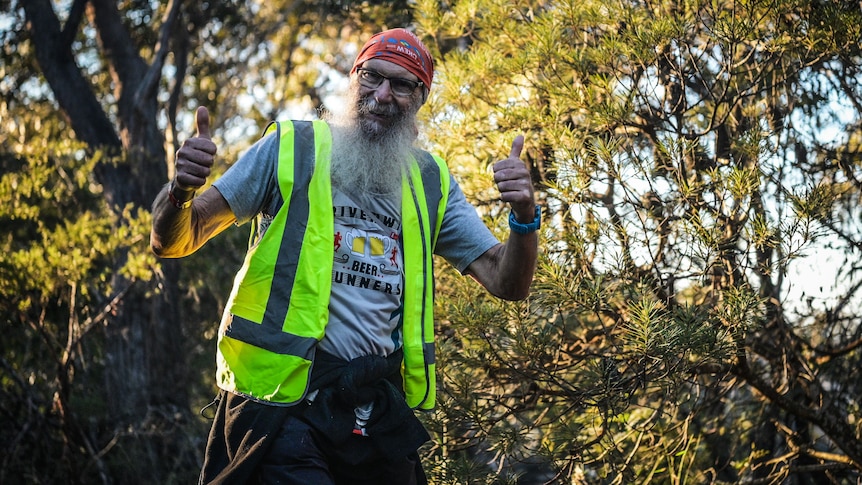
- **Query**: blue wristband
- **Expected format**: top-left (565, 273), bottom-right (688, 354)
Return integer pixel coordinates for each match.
top-left (509, 206), bottom-right (541, 234)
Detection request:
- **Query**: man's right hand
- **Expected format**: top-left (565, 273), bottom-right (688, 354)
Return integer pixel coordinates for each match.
top-left (174, 106), bottom-right (217, 190)
top-left (152, 106), bottom-right (235, 258)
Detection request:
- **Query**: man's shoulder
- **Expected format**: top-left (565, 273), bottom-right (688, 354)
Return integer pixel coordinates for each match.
top-left (260, 118), bottom-right (331, 138)
top-left (413, 148), bottom-right (449, 170)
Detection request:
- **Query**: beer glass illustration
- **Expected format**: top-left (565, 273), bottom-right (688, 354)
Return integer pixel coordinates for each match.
top-left (345, 230), bottom-right (393, 259)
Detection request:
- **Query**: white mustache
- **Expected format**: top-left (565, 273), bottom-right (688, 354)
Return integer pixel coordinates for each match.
top-left (359, 97), bottom-right (401, 118)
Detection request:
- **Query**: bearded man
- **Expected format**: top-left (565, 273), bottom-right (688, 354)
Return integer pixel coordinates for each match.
top-left (151, 28), bottom-right (539, 485)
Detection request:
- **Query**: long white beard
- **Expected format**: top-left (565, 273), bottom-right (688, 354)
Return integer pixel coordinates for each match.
top-left (325, 92), bottom-right (420, 199)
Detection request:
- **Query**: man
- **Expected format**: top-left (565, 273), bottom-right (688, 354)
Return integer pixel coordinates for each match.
top-left (151, 28), bottom-right (539, 485)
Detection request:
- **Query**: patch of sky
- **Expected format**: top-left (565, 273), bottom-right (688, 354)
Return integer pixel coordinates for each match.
top-left (0, 12), bottom-right (13, 32)
top-left (782, 67), bottom-right (861, 314)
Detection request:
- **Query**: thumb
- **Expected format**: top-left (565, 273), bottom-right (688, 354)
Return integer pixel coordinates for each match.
top-left (509, 134), bottom-right (525, 159)
top-left (195, 106), bottom-right (211, 140)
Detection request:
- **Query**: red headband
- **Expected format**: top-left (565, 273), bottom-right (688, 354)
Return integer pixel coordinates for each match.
top-left (351, 28), bottom-right (434, 90)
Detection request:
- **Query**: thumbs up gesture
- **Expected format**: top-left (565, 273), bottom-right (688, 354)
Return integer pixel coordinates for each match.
top-left (174, 107), bottom-right (218, 190)
top-left (492, 135), bottom-right (536, 222)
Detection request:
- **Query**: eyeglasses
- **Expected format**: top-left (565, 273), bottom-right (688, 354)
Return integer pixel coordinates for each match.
top-left (356, 68), bottom-right (423, 97)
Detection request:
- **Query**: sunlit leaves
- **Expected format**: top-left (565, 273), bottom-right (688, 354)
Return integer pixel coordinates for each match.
top-left (421, 0), bottom-right (862, 481)
top-left (0, 139), bottom-right (141, 312)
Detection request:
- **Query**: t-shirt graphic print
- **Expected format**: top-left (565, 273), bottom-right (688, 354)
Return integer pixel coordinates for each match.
top-left (319, 190), bottom-right (404, 360)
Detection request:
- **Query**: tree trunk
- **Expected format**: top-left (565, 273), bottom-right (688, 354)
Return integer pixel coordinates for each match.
top-left (23, 0), bottom-right (189, 479)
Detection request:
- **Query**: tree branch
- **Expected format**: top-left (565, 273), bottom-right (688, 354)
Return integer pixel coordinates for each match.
top-left (134, 0), bottom-right (182, 118)
top-left (22, 0), bottom-right (121, 149)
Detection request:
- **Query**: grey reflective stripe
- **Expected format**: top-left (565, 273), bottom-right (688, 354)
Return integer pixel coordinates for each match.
top-left (224, 121), bottom-right (317, 358)
top-left (423, 341), bottom-right (435, 365)
top-left (416, 150), bottom-right (444, 247)
top-left (226, 314), bottom-right (318, 357)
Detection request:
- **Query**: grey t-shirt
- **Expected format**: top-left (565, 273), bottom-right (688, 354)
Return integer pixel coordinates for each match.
top-left (213, 128), bottom-right (499, 360)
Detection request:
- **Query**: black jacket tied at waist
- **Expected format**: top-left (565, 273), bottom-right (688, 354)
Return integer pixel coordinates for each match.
top-left (304, 348), bottom-right (431, 465)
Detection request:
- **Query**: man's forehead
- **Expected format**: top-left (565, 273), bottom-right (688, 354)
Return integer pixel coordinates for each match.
top-left (360, 59), bottom-right (418, 81)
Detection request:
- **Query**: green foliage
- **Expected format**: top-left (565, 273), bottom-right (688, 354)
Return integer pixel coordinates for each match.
top-left (1, 141), bottom-right (115, 306)
top-left (1, 1), bottom-right (419, 482)
top-left (0, 129), bottom-right (172, 481)
top-left (418, 0), bottom-right (862, 482)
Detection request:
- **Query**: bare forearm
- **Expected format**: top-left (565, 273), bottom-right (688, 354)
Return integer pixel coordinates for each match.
top-left (467, 231), bottom-right (538, 301)
top-left (500, 230), bottom-right (538, 300)
top-left (151, 183), bottom-right (193, 257)
top-left (150, 185), bottom-right (234, 258)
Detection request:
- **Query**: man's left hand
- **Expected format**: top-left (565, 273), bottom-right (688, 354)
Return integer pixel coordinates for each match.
top-left (493, 135), bottom-right (536, 222)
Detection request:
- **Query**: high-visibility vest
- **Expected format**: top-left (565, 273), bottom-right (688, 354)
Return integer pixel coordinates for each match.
top-left (215, 120), bottom-right (449, 410)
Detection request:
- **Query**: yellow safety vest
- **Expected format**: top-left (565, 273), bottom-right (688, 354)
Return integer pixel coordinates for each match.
top-left (215, 120), bottom-right (449, 410)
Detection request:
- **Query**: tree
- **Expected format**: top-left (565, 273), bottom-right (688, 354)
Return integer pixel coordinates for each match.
top-left (2, 0), bottom-right (413, 482)
top-left (4, 0), bottom-right (219, 481)
top-left (415, 0), bottom-right (862, 483)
